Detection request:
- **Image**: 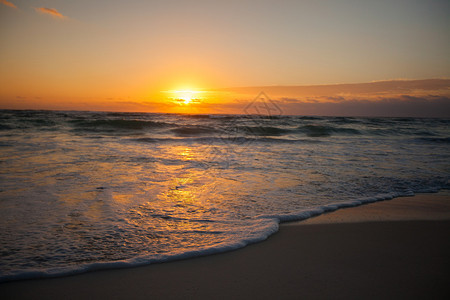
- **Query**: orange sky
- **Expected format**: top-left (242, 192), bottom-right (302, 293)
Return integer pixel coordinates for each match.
top-left (1, 1), bottom-right (449, 116)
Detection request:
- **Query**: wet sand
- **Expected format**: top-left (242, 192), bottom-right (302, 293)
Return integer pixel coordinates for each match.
top-left (1, 191), bottom-right (450, 299)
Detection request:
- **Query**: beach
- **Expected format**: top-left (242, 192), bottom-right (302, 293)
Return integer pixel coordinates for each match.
top-left (2, 0), bottom-right (449, 298)
top-left (1, 191), bottom-right (449, 299)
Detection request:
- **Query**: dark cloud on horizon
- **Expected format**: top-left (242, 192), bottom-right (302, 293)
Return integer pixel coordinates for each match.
top-left (217, 79), bottom-right (450, 117)
top-left (225, 79), bottom-right (450, 99)
top-left (275, 95), bottom-right (450, 118)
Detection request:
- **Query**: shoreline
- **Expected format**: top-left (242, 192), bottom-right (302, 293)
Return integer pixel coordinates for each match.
top-left (1, 191), bottom-right (450, 299)
top-left (295, 190), bottom-right (450, 224)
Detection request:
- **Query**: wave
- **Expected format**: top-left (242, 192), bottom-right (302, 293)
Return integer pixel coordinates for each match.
top-left (415, 137), bottom-right (450, 144)
top-left (168, 124), bottom-right (359, 139)
top-left (1, 188), bottom-right (446, 284)
top-left (184, 114), bottom-right (212, 119)
top-left (329, 117), bottom-right (363, 124)
top-left (170, 126), bottom-right (219, 136)
top-left (2, 110), bottom-right (449, 284)
top-left (0, 119), bottom-right (58, 130)
top-left (70, 119), bottom-right (171, 131)
top-left (170, 124), bottom-right (294, 137)
top-left (2, 110), bottom-right (447, 140)
top-left (70, 121), bottom-right (362, 138)
top-left (297, 125), bottom-right (361, 137)
top-left (0, 123), bottom-right (14, 130)
top-left (131, 136), bottom-right (317, 144)
top-left (236, 126), bottom-right (293, 136)
top-left (105, 112), bottom-right (151, 117)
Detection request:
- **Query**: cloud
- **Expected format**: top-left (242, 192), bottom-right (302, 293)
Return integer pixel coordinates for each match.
top-left (0, 0), bottom-right (17, 8)
top-left (224, 79), bottom-right (450, 100)
top-left (276, 95), bottom-right (450, 118)
top-left (35, 7), bottom-right (66, 18)
top-left (215, 79), bottom-right (450, 117)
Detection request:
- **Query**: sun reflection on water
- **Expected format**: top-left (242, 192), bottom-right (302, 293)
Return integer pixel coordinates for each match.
top-left (179, 147), bottom-right (194, 160)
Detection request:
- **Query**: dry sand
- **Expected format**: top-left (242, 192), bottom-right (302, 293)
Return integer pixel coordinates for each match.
top-left (1, 191), bottom-right (450, 299)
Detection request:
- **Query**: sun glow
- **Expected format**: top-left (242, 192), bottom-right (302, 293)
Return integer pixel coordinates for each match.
top-left (170, 90), bottom-right (203, 105)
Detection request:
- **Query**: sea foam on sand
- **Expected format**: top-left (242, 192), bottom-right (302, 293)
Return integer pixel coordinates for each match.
top-left (1, 191), bottom-right (449, 300)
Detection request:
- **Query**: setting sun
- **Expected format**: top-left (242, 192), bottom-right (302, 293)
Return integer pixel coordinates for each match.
top-left (170, 90), bottom-right (203, 105)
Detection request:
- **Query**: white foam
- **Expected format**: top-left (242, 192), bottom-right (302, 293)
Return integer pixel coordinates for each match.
top-left (3, 189), bottom-right (447, 284)
top-left (2, 111), bottom-right (449, 283)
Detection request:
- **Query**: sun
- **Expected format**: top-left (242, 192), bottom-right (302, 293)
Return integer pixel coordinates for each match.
top-left (171, 90), bottom-right (202, 105)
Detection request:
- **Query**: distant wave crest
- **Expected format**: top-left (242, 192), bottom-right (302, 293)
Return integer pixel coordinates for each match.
top-left (70, 119), bottom-right (170, 131)
top-left (297, 125), bottom-right (361, 137)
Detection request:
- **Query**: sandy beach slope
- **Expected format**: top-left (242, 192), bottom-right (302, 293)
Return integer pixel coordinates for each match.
top-left (1, 191), bottom-right (449, 299)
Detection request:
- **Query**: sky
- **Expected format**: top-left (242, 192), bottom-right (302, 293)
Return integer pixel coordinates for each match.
top-left (1, 0), bottom-right (449, 116)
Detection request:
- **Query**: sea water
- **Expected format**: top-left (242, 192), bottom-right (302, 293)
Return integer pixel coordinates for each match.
top-left (0, 109), bottom-right (449, 281)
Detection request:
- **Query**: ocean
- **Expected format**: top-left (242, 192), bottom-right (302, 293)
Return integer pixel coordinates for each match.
top-left (0, 109), bottom-right (449, 282)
